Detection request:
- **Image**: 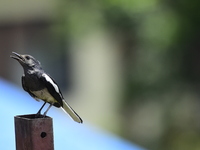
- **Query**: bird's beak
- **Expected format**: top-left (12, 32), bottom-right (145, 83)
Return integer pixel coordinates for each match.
top-left (10, 52), bottom-right (25, 62)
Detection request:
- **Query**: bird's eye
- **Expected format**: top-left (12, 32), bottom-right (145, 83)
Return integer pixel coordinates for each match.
top-left (25, 56), bottom-right (30, 60)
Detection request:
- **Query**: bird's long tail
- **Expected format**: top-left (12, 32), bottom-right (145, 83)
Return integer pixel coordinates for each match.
top-left (61, 100), bottom-right (83, 123)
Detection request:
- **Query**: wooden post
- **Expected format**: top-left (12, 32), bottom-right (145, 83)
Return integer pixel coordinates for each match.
top-left (14, 114), bottom-right (54, 150)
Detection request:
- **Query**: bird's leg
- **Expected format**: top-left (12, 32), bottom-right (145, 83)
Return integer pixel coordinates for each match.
top-left (43, 103), bottom-right (53, 118)
top-left (36, 102), bottom-right (47, 117)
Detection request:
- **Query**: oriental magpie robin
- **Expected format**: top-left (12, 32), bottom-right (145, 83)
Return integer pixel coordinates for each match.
top-left (10, 52), bottom-right (83, 123)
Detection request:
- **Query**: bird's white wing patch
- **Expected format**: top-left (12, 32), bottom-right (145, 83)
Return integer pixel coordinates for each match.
top-left (42, 73), bottom-right (60, 93)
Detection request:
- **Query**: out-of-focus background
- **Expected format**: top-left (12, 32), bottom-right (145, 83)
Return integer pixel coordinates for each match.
top-left (0, 1), bottom-right (200, 150)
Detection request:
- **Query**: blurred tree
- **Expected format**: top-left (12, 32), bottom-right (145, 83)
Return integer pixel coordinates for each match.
top-left (54, 0), bottom-right (200, 150)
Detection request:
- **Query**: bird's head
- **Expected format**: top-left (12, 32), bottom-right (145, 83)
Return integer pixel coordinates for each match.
top-left (10, 52), bottom-right (42, 70)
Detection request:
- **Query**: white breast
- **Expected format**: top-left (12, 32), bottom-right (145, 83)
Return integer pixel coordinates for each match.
top-left (31, 88), bottom-right (57, 103)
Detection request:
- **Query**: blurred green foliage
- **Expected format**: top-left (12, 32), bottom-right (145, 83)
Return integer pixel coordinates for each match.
top-left (54, 0), bottom-right (200, 150)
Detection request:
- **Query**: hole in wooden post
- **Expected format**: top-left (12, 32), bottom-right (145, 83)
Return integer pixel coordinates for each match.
top-left (41, 132), bottom-right (47, 138)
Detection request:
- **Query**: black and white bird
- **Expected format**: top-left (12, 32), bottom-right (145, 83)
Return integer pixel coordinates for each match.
top-left (10, 52), bottom-right (83, 123)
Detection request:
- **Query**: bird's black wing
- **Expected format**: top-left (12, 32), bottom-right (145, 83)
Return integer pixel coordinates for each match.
top-left (40, 73), bottom-right (83, 123)
top-left (21, 75), bottom-right (38, 99)
top-left (39, 73), bottom-right (64, 107)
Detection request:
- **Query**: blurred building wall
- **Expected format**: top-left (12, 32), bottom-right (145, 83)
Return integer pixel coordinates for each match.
top-left (0, 1), bottom-right (69, 89)
top-left (68, 31), bottom-right (123, 132)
